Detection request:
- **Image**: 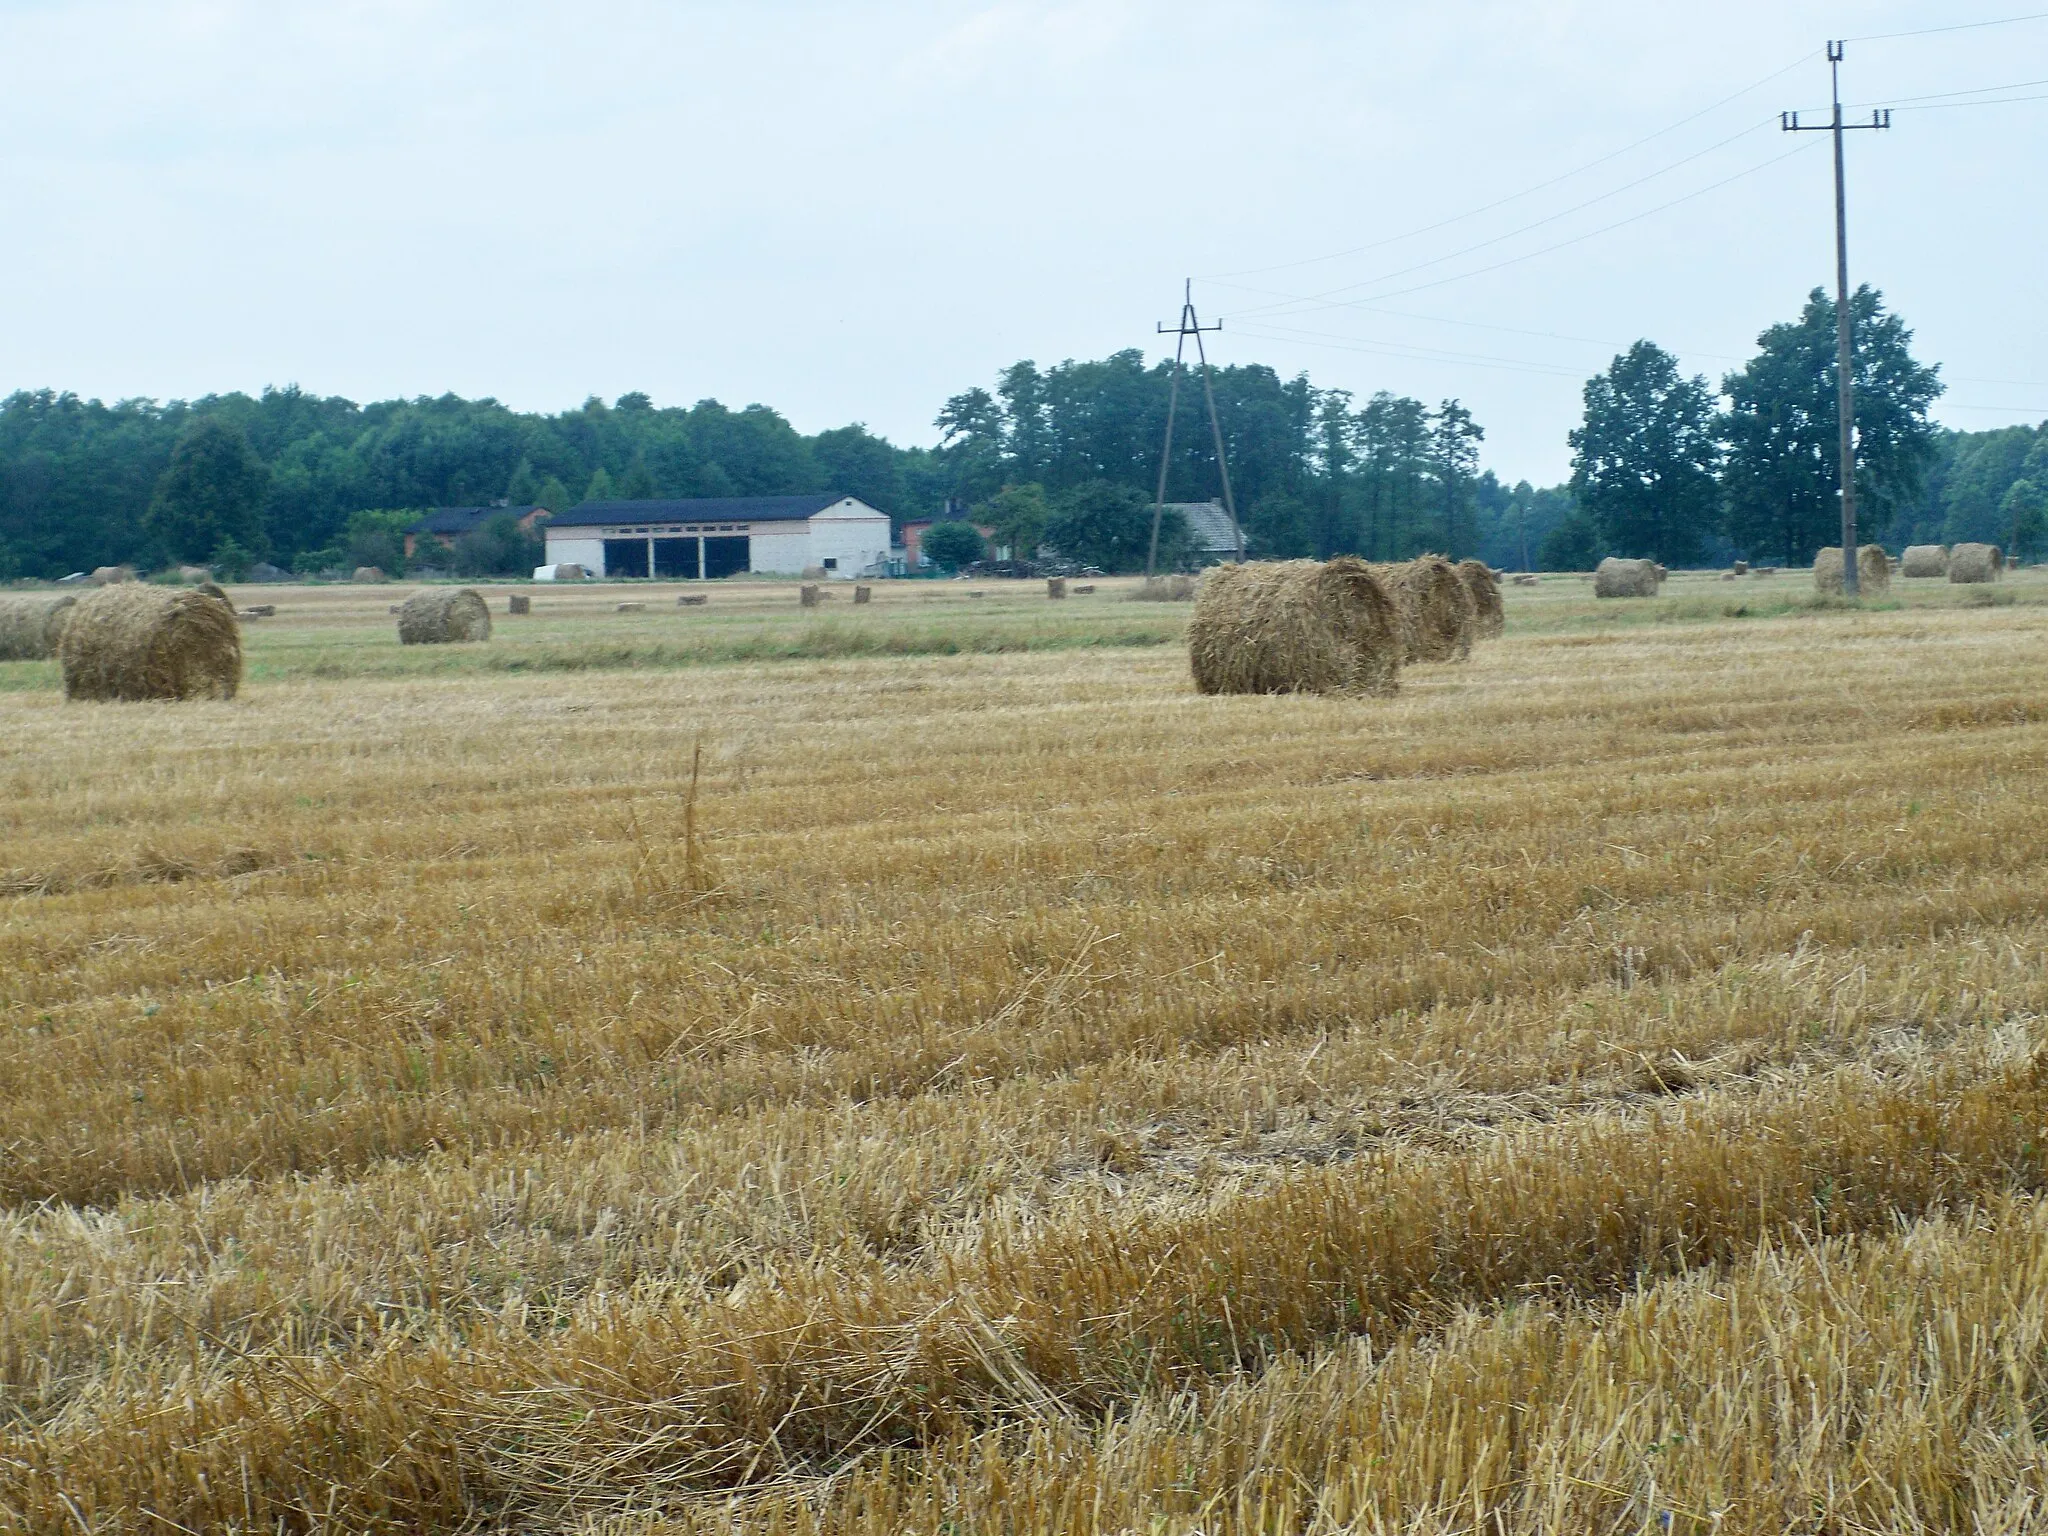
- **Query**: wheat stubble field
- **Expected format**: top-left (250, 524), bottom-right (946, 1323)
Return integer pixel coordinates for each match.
top-left (5, 574), bottom-right (2048, 1533)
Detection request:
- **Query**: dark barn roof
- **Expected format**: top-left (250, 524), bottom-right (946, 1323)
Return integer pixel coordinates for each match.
top-left (547, 495), bottom-right (871, 529)
top-left (406, 506), bottom-right (548, 536)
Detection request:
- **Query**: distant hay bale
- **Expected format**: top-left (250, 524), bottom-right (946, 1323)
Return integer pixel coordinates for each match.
top-left (1900, 545), bottom-right (1949, 578)
top-left (1733, 560), bottom-right (1749, 576)
top-left (1511, 573), bottom-right (1539, 587)
top-left (800, 584), bottom-right (822, 607)
top-left (1949, 543), bottom-right (2003, 584)
top-left (1720, 572), bottom-right (1737, 582)
top-left (1188, 558), bottom-right (1400, 697)
top-left (854, 584), bottom-right (873, 604)
top-left (801, 565), bottom-right (828, 581)
top-left (1455, 558), bottom-right (1503, 640)
top-left (397, 587), bottom-right (491, 644)
top-left (1373, 556), bottom-right (1475, 661)
top-left (175, 564), bottom-right (211, 584)
top-left (241, 604), bottom-right (275, 618)
top-left (59, 584), bottom-right (240, 701)
top-left (1132, 574), bottom-right (1198, 601)
top-left (352, 566), bottom-right (386, 584)
top-left (677, 594), bottom-right (707, 607)
top-left (1754, 566), bottom-right (1778, 577)
top-left (1046, 577), bottom-right (1066, 600)
top-left (615, 602), bottom-right (645, 613)
top-left (1813, 544), bottom-right (1893, 595)
top-left (1594, 557), bottom-right (1661, 598)
top-left (1072, 584), bottom-right (1096, 594)
top-left (508, 594), bottom-right (531, 615)
top-left (0, 593), bottom-right (78, 660)
top-left (90, 565), bottom-right (135, 586)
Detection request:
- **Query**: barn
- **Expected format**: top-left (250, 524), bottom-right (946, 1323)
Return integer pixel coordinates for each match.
top-left (541, 495), bottom-right (892, 579)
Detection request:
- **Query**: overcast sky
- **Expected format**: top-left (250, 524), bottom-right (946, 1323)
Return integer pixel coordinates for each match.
top-left (1, 0), bottom-right (2042, 485)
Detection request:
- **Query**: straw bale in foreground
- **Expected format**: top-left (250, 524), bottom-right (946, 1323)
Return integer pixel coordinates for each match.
top-left (1455, 558), bottom-right (1504, 640)
top-left (59, 583), bottom-right (240, 701)
top-left (1900, 545), bottom-right (1948, 578)
top-left (0, 593), bottom-right (78, 660)
top-left (397, 587), bottom-right (492, 644)
top-left (1949, 543), bottom-right (2003, 583)
top-left (1372, 556), bottom-right (1474, 662)
top-left (1593, 558), bottom-right (1660, 598)
top-left (1813, 545), bottom-right (1892, 595)
top-left (1189, 558), bottom-right (1400, 697)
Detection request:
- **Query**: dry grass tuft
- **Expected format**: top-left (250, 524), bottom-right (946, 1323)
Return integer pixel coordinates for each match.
top-left (56, 582), bottom-right (240, 701)
top-left (1187, 558), bottom-right (1400, 697)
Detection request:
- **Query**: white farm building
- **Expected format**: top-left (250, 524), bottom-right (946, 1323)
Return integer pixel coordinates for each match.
top-left (541, 495), bottom-right (892, 579)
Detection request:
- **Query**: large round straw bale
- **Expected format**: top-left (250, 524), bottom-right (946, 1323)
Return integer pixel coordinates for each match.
top-left (1814, 544), bottom-right (1893, 594)
top-left (0, 593), bottom-right (78, 660)
top-left (1949, 543), bottom-right (2003, 583)
top-left (59, 584), bottom-right (240, 701)
top-left (397, 587), bottom-right (492, 644)
top-left (1900, 545), bottom-right (1949, 578)
top-left (90, 565), bottom-right (135, 586)
top-left (1593, 557), bottom-right (1660, 598)
top-left (352, 566), bottom-right (387, 584)
top-left (1372, 555), bottom-right (1474, 661)
top-left (1189, 558), bottom-right (1401, 697)
top-left (1455, 558), bottom-right (1503, 640)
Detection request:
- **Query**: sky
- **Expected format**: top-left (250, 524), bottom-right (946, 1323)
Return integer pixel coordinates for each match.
top-left (0, 0), bottom-right (2043, 486)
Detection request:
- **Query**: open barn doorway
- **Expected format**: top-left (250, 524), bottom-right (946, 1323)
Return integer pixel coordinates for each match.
top-left (704, 536), bottom-right (749, 579)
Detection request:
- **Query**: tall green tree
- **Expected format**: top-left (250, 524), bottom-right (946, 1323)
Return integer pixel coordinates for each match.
top-left (1044, 481), bottom-right (1177, 572)
top-left (1721, 286), bottom-right (1943, 564)
top-left (144, 418), bottom-right (270, 564)
top-left (1567, 341), bottom-right (1721, 565)
top-left (2003, 478), bottom-right (2047, 562)
top-left (976, 483), bottom-right (1052, 559)
top-left (1429, 399), bottom-right (1484, 557)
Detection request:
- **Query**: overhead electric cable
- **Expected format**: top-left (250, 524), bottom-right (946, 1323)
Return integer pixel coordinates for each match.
top-left (1220, 120), bottom-right (1776, 319)
top-left (1199, 52), bottom-right (1809, 281)
top-left (1847, 10), bottom-right (2048, 42)
top-left (1226, 139), bottom-right (1821, 321)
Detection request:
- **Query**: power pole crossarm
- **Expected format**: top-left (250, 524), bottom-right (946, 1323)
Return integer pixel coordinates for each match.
top-left (1783, 41), bottom-right (1891, 598)
top-left (1148, 280), bottom-right (1246, 575)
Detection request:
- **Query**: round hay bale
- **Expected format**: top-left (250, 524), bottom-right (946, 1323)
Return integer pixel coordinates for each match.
top-left (1950, 543), bottom-right (2003, 584)
top-left (59, 584), bottom-right (240, 701)
top-left (1814, 544), bottom-right (1892, 595)
top-left (800, 584), bottom-right (822, 607)
top-left (1046, 577), bottom-right (1067, 600)
top-left (0, 593), bottom-right (79, 660)
top-left (397, 587), bottom-right (492, 644)
top-left (1188, 558), bottom-right (1400, 697)
top-left (1899, 545), bottom-right (1948, 578)
top-left (1593, 557), bottom-right (1660, 599)
top-left (854, 584), bottom-right (873, 604)
top-left (1455, 558), bottom-right (1503, 640)
top-left (1372, 556), bottom-right (1475, 661)
top-left (1732, 560), bottom-right (1749, 576)
top-left (90, 565), bottom-right (135, 586)
top-left (507, 593), bottom-right (531, 615)
top-left (352, 566), bottom-right (387, 584)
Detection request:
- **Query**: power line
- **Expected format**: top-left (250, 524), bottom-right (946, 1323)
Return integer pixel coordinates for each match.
top-left (1847, 10), bottom-right (2048, 42)
top-left (1224, 139), bottom-right (1820, 321)
top-left (1220, 120), bottom-right (1776, 320)
top-left (1198, 53), bottom-right (1809, 281)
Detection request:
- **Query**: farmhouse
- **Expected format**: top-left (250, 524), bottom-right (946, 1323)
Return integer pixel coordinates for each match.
top-left (542, 495), bottom-right (892, 579)
top-left (403, 506), bottom-right (551, 560)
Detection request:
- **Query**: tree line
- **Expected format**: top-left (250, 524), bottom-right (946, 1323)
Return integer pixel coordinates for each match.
top-left (0, 284), bottom-right (2040, 579)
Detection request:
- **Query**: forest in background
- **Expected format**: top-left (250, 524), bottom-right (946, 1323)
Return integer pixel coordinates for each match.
top-left (0, 285), bottom-right (2040, 578)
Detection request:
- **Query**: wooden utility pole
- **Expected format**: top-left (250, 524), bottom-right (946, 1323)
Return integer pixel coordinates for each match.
top-left (1783, 43), bottom-right (1891, 596)
top-left (1147, 282), bottom-right (1245, 576)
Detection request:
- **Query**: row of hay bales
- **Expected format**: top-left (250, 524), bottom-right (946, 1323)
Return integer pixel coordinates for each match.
top-left (5, 584), bottom-right (493, 703)
top-left (1898, 543), bottom-right (2004, 582)
top-left (1188, 555), bottom-right (1499, 697)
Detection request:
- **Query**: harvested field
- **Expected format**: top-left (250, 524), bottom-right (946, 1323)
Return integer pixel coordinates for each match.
top-left (7, 576), bottom-right (2048, 1531)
